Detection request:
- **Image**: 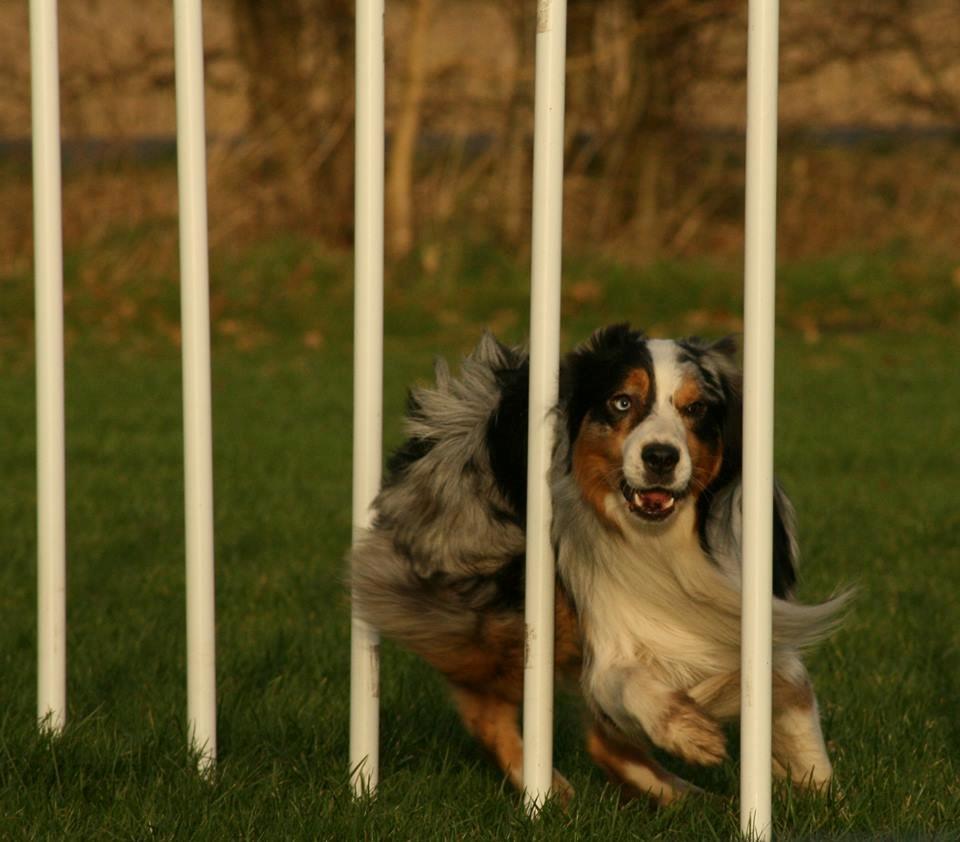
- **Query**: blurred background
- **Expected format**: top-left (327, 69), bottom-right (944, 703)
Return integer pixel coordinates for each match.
top-left (2, 5), bottom-right (960, 836)
top-left (1, 0), bottom-right (959, 355)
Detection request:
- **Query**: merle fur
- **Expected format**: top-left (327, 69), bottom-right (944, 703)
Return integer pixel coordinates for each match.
top-left (351, 324), bottom-right (800, 662)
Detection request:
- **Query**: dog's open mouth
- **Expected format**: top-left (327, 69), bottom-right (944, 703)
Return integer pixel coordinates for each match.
top-left (620, 481), bottom-right (683, 521)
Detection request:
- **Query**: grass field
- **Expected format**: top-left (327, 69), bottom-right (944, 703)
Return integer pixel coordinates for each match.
top-left (1, 237), bottom-right (959, 839)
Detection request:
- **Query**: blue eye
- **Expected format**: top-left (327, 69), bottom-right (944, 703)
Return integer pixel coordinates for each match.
top-left (609, 394), bottom-right (632, 413)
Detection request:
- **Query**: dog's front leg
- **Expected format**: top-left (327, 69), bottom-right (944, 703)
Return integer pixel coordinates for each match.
top-left (585, 719), bottom-right (701, 805)
top-left (687, 665), bottom-right (834, 789)
top-left (771, 669), bottom-right (833, 789)
top-left (588, 663), bottom-right (727, 766)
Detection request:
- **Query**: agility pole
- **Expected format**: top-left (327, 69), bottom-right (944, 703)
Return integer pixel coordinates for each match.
top-left (31, 0), bottom-right (67, 734)
top-left (345, 0), bottom-right (780, 823)
top-left (522, 0), bottom-right (568, 812)
top-left (349, 0), bottom-right (386, 796)
top-left (174, 0), bottom-right (218, 771)
top-left (741, 0), bottom-right (780, 838)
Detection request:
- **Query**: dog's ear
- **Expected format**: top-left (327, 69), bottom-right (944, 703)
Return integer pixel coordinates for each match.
top-left (680, 334), bottom-right (742, 470)
top-left (772, 482), bottom-right (799, 598)
top-left (695, 336), bottom-right (799, 599)
top-left (707, 336), bottom-right (742, 474)
top-left (706, 334), bottom-right (738, 360)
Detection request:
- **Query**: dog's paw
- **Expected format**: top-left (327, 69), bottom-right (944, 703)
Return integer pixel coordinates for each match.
top-left (651, 692), bottom-right (727, 766)
top-left (773, 756), bottom-right (833, 792)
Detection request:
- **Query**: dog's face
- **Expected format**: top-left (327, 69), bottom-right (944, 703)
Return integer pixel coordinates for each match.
top-left (562, 325), bottom-right (739, 530)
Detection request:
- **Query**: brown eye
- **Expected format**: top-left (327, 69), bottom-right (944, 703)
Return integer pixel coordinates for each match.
top-left (682, 401), bottom-right (708, 421)
top-left (609, 394), bottom-right (632, 413)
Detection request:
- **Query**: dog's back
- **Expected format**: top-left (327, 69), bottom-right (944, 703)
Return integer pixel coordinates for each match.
top-left (349, 332), bottom-right (580, 692)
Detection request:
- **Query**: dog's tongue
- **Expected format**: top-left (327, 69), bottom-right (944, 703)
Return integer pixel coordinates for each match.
top-left (638, 490), bottom-right (674, 512)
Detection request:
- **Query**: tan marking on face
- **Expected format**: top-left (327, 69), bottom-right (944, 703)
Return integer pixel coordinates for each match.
top-left (675, 375), bottom-right (723, 500)
top-left (573, 422), bottom-right (627, 531)
top-left (571, 367), bottom-right (652, 530)
top-left (622, 368), bottom-right (651, 407)
top-left (688, 432), bottom-right (722, 499)
top-left (675, 376), bottom-right (701, 409)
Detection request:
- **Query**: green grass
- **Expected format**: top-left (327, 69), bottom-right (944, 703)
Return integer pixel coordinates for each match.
top-left (1, 236), bottom-right (959, 839)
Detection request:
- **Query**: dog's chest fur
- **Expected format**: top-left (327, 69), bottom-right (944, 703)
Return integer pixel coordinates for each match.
top-left (553, 475), bottom-right (743, 691)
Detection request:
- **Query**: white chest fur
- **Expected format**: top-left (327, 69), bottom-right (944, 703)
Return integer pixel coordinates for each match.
top-left (557, 487), bottom-right (744, 691)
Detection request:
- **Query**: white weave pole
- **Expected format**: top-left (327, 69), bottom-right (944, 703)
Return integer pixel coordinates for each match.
top-left (30, 0), bottom-right (67, 734)
top-left (174, 0), bottom-right (217, 771)
top-left (349, 0), bottom-right (384, 797)
top-left (740, 0), bottom-right (779, 838)
top-left (522, 0), bottom-right (567, 812)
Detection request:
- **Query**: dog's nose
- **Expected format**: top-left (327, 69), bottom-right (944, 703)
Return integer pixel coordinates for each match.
top-left (641, 443), bottom-right (680, 475)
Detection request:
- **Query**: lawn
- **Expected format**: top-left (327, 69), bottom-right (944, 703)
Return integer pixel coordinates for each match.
top-left (1, 238), bottom-right (958, 839)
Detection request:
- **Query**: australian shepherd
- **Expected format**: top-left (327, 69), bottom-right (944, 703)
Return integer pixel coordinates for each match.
top-left (350, 324), bottom-right (848, 804)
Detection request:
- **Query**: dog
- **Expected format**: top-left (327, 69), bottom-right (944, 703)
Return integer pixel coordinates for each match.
top-left (350, 324), bottom-right (849, 804)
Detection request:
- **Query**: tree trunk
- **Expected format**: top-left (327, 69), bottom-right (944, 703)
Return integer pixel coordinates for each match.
top-left (387, 0), bottom-right (432, 260)
top-left (501, 3), bottom-right (535, 244)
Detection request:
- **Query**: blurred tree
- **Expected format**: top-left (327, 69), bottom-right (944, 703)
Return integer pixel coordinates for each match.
top-left (566, 0), bottom-right (740, 254)
top-left (220, 0), bottom-right (958, 256)
top-left (387, 0), bottom-right (433, 259)
top-left (784, 1), bottom-right (960, 123)
top-left (499, 1), bottom-right (535, 245)
top-left (231, 0), bottom-right (355, 241)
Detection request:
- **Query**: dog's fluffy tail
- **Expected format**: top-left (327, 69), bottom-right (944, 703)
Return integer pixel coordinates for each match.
top-left (347, 332), bottom-right (530, 670)
top-left (772, 586), bottom-right (856, 652)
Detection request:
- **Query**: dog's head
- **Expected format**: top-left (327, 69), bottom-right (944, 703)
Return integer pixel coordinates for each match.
top-left (560, 324), bottom-right (740, 531)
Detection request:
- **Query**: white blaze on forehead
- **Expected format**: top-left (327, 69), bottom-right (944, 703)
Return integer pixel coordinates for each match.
top-left (622, 339), bottom-right (692, 489)
top-left (647, 339), bottom-right (683, 406)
